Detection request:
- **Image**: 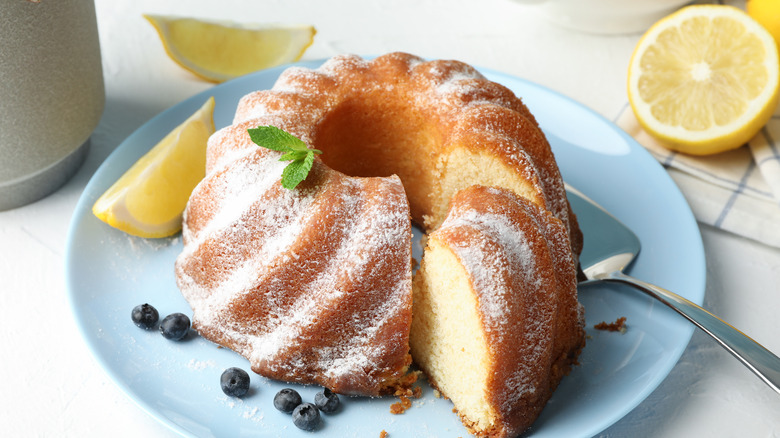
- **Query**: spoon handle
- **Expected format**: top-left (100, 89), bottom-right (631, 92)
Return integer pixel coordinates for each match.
top-left (603, 270), bottom-right (780, 396)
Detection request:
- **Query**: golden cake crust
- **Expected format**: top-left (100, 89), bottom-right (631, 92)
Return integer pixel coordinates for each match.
top-left (175, 52), bottom-right (584, 408)
top-left (232, 52), bottom-right (581, 253)
top-left (412, 186), bottom-right (585, 437)
top-left (176, 136), bottom-right (413, 395)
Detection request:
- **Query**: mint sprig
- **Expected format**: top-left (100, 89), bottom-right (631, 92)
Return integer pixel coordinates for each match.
top-left (247, 126), bottom-right (322, 190)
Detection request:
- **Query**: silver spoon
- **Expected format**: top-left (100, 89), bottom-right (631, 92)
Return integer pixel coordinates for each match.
top-left (567, 185), bottom-right (780, 395)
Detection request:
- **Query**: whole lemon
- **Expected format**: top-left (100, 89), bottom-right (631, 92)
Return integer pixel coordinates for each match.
top-left (748, 0), bottom-right (780, 48)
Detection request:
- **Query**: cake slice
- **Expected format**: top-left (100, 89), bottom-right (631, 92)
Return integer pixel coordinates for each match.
top-left (410, 186), bottom-right (585, 437)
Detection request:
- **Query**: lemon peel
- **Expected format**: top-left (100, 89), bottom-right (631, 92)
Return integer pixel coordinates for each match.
top-left (92, 97), bottom-right (216, 238)
top-left (748, 0), bottom-right (780, 48)
top-left (144, 15), bottom-right (316, 83)
top-left (627, 5), bottom-right (780, 155)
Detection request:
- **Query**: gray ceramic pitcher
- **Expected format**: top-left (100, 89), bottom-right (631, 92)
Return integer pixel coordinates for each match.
top-left (0, 0), bottom-right (104, 210)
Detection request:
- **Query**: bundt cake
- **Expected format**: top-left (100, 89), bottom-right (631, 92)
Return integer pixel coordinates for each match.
top-left (410, 186), bottom-right (585, 438)
top-left (174, 52), bottom-right (585, 429)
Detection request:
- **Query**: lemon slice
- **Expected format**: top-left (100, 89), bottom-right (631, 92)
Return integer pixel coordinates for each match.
top-left (144, 15), bottom-right (316, 83)
top-left (627, 5), bottom-right (780, 155)
top-left (92, 97), bottom-right (215, 238)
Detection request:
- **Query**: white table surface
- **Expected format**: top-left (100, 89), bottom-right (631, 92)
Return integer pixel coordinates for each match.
top-left (3, 0), bottom-right (780, 436)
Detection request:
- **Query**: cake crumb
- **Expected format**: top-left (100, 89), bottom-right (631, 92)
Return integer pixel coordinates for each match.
top-left (390, 396), bottom-right (412, 414)
top-left (594, 316), bottom-right (627, 333)
top-left (393, 373), bottom-right (420, 397)
top-left (433, 389), bottom-right (441, 398)
top-left (390, 383), bottom-right (423, 412)
top-left (394, 387), bottom-right (411, 398)
top-left (380, 431), bottom-right (389, 438)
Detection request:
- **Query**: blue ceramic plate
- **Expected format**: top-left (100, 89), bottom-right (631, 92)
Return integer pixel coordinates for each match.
top-left (65, 59), bottom-right (705, 438)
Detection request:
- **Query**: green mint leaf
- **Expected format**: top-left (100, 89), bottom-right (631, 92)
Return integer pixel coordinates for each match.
top-left (247, 126), bottom-right (322, 190)
top-left (279, 150), bottom-right (308, 162)
top-left (280, 151), bottom-right (316, 189)
top-left (247, 125), bottom-right (307, 153)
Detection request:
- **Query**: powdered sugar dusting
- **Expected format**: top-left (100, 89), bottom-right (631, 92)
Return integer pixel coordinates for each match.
top-left (177, 134), bottom-right (411, 393)
top-left (442, 208), bottom-right (538, 324)
top-left (187, 358), bottom-right (216, 371)
top-left (175, 52), bottom-right (579, 399)
top-left (245, 179), bottom-right (411, 379)
top-left (272, 66), bottom-right (324, 92)
top-left (243, 186), bottom-right (367, 363)
top-left (435, 187), bottom-right (571, 409)
top-left (313, 188), bottom-right (410, 380)
top-left (180, 161), bottom-right (317, 309)
top-left (318, 53), bottom-right (368, 76)
top-left (434, 71), bottom-right (485, 95)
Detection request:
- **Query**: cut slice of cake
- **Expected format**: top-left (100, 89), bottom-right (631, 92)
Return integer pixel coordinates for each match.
top-left (410, 186), bottom-right (585, 437)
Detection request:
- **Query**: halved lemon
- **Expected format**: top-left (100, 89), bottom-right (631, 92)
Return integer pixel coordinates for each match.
top-left (144, 15), bottom-right (316, 83)
top-left (92, 97), bottom-right (215, 238)
top-left (627, 5), bottom-right (780, 155)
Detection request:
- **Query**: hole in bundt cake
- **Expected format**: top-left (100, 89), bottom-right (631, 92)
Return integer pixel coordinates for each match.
top-left (311, 96), bottom-right (549, 233)
top-left (312, 97), bottom-right (441, 224)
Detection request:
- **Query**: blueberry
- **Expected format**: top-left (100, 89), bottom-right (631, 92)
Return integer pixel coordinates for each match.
top-left (220, 367), bottom-right (250, 397)
top-left (131, 303), bottom-right (159, 329)
top-left (159, 313), bottom-right (190, 340)
top-left (273, 388), bottom-right (302, 413)
top-left (292, 402), bottom-right (320, 431)
top-left (314, 388), bottom-right (340, 413)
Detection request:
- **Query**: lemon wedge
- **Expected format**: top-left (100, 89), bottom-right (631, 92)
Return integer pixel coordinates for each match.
top-left (144, 15), bottom-right (316, 83)
top-left (92, 97), bottom-right (215, 238)
top-left (627, 5), bottom-right (780, 155)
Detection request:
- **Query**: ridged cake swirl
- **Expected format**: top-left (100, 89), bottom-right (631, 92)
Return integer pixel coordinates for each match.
top-left (231, 52), bottom-right (582, 252)
top-left (175, 52), bottom-right (585, 423)
top-left (175, 137), bottom-right (413, 395)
